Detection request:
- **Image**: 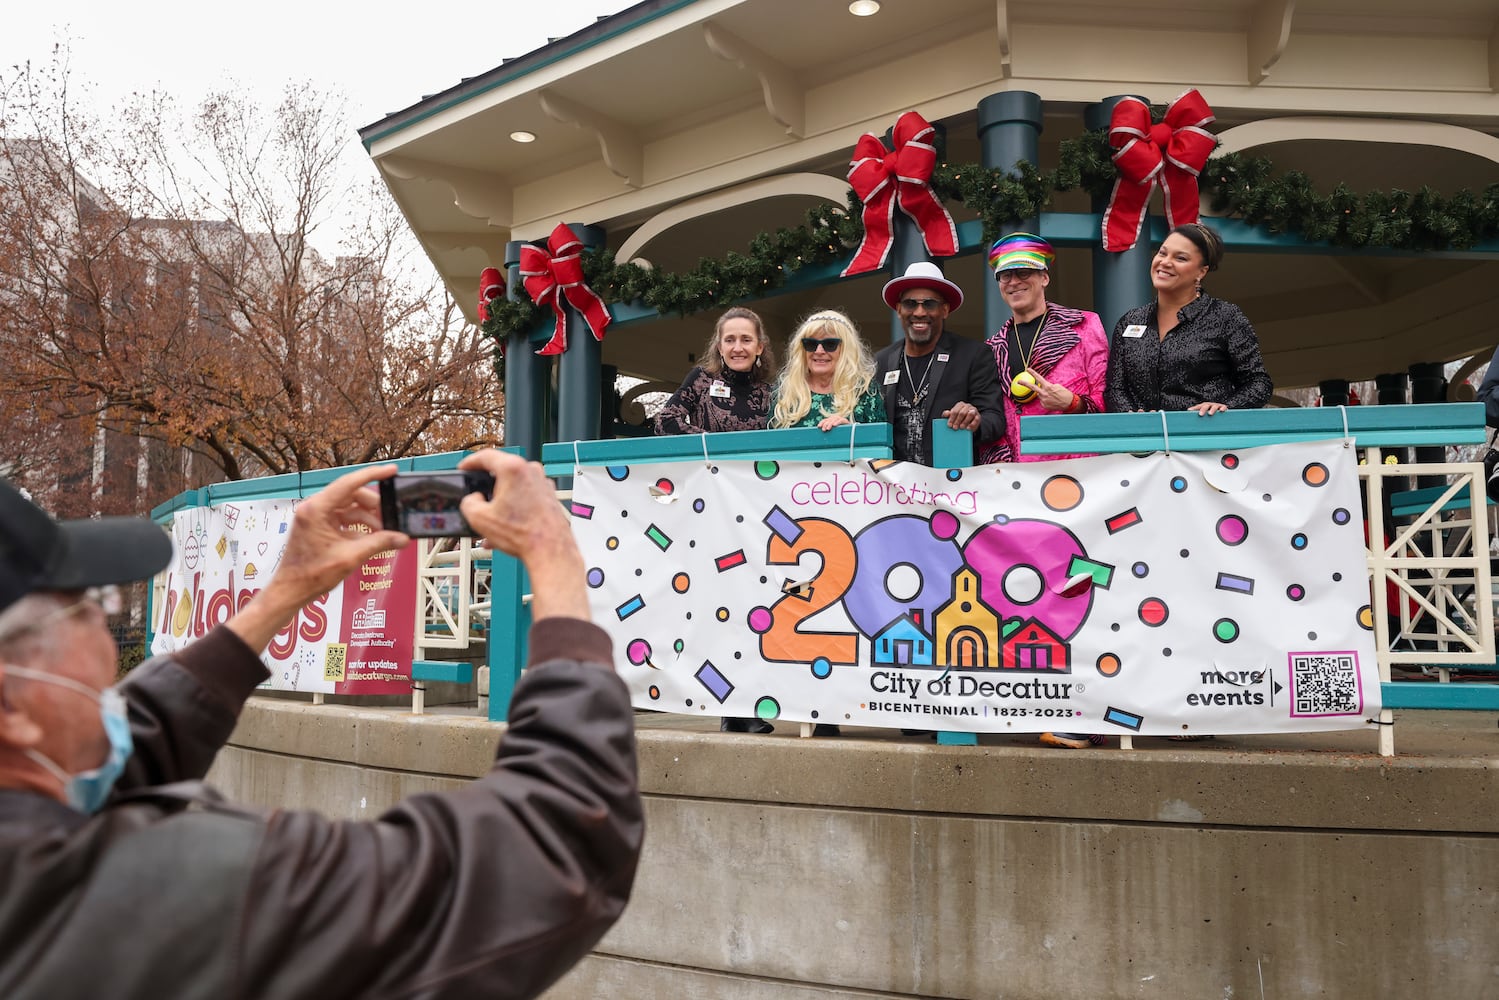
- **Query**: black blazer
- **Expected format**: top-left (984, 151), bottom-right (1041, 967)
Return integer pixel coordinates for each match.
top-left (873, 330), bottom-right (1006, 466)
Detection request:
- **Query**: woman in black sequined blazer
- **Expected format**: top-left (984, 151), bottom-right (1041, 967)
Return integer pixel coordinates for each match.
top-left (654, 307), bottom-right (778, 734)
top-left (1104, 223), bottom-right (1272, 416)
top-left (654, 307), bottom-right (777, 436)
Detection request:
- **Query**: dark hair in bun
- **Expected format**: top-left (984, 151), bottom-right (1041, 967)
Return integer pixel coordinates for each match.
top-left (1170, 222), bottom-right (1224, 272)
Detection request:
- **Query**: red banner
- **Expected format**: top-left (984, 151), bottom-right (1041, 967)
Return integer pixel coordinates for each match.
top-left (331, 543), bottom-right (419, 694)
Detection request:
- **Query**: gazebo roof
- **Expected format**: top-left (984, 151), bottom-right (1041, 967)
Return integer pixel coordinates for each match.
top-left (360, 0), bottom-right (1499, 392)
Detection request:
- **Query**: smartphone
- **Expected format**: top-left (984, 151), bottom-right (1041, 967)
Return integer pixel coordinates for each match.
top-left (378, 471), bottom-right (496, 538)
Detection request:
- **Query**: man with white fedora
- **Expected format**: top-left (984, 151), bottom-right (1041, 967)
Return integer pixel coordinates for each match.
top-left (874, 260), bottom-right (1006, 466)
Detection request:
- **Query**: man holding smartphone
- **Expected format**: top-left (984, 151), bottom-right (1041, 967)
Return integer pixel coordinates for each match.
top-left (0, 450), bottom-right (642, 999)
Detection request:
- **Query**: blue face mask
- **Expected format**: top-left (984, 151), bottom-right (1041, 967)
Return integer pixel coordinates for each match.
top-left (4, 665), bottom-right (134, 815)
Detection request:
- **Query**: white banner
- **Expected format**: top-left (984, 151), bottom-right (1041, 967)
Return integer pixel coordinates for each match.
top-left (150, 499), bottom-right (418, 693)
top-left (572, 440), bottom-right (1381, 735)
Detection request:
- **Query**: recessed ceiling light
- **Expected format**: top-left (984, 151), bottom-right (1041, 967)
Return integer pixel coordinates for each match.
top-left (510, 130), bottom-right (536, 143)
top-left (849, 1), bottom-right (880, 15)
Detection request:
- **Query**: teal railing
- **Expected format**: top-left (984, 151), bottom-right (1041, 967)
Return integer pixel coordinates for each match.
top-left (1022, 402), bottom-right (1499, 740)
top-left (148, 405), bottom-right (1497, 753)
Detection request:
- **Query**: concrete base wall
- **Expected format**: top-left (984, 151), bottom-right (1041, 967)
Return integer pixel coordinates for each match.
top-left (208, 702), bottom-right (1499, 999)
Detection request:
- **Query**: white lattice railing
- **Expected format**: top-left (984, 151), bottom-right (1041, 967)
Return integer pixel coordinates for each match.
top-left (1361, 454), bottom-right (1494, 755)
top-left (414, 537), bottom-right (483, 652)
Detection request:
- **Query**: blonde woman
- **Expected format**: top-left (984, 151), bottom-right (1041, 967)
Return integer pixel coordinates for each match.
top-left (771, 311), bottom-right (885, 431)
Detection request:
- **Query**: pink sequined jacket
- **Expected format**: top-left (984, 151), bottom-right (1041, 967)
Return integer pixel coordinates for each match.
top-left (980, 304), bottom-right (1109, 463)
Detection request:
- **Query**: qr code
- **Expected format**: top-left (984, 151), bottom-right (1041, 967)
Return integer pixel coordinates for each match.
top-left (1288, 651), bottom-right (1362, 717)
top-left (323, 643), bottom-right (348, 683)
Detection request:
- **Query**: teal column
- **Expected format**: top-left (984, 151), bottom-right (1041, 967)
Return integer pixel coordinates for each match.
top-left (600, 363), bottom-right (620, 440)
top-left (1375, 372), bottom-right (1411, 520)
top-left (1375, 373), bottom-right (1410, 446)
top-left (978, 91), bottom-right (1043, 340)
top-left (888, 123), bottom-right (947, 344)
top-left (1409, 362), bottom-right (1447, 490)
top-left (486, 553), bottom-right (530, 723)
top-left (504, 239), bottom-right (549, 461)
top-left (1084, 97), bottom-right (1153, 333)
top-left (931, 422), bottom-right (978, 747)
top-left (1318, 379), bottom-right (1350, 406)
top-left (557, 223), bottom-right (606, 449)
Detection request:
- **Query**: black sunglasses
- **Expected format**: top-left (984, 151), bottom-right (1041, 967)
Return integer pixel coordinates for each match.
top-left (801, 337), bottom-right (842, 353)
top-left (898, 297), bottom-right (945, 312)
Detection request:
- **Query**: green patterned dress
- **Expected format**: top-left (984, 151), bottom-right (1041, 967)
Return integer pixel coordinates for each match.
top-left (776, 387), bottom-right (887, 428)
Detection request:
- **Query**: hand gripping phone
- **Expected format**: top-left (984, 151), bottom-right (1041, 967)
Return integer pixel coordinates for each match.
top-left (378, 471), bottom-right (496, 538)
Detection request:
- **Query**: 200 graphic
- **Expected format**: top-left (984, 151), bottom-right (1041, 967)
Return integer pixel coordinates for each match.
top-left (748, 507), bottom-right (1102, 671)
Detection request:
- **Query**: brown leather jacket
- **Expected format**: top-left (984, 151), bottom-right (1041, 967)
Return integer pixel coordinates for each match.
top-left (0, 620), bottom-right (643, 999)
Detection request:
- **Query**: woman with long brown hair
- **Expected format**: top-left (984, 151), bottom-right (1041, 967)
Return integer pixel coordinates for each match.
top-left (654, 307), bottom-right (777, 435)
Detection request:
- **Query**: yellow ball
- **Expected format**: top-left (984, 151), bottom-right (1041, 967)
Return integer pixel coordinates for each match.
top-left (1010, 370), bottom-right (1038, 403)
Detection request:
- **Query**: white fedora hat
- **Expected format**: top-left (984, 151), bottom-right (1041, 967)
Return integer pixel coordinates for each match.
top-left (880, 260), bottom-right (963, 312)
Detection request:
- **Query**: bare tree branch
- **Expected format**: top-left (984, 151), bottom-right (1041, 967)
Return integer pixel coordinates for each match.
top-left (0, 53), bottom-right (502, 512)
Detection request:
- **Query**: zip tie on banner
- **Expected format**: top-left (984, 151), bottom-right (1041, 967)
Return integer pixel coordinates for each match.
top-left (701, 432), bottom-right (712, 468)
top-left (848, 423), bottom-right (858, 466)
top-left (572, 439), bottom-right (581, 472)
top-left (1338, 404), bottom-right (1351, 447)
top-left (1160, 409), bottom-right (1171, 455)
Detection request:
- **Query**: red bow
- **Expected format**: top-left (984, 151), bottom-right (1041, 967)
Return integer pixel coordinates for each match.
top-left (1102, 90), bottom-right (1217, 252)
top-left (477, 266), bottom-right (504, 324)
top-left (518, 223), bottom-right (612, 356)
top-left (841, 111), bottom-right (959, 277)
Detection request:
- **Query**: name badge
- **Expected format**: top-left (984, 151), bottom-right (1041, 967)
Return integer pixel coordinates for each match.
top-left (937, 353), bottom-right (950, 362)
top-left (708, 380), bottom-right (731, 398)
top-left (1123, 324), bottom-right (1148, 339)
top-left (883, 370), bottom-right (901, 385)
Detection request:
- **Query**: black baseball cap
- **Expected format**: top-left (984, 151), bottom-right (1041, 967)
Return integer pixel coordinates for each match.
top-left (0, 478), bottom-right (174, 615)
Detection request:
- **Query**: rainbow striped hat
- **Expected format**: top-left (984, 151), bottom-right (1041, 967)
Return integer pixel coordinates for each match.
top-left (987, 232), bottom-right (1055, 274)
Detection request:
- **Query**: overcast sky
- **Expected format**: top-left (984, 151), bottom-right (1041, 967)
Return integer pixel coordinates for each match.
top-left (0, 2), bottom-right (638, 165)
top-left (0, 2), bottom-right (640, 257)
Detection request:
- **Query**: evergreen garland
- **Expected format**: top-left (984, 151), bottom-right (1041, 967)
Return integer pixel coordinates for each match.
top-left (481, 126), bottom-right (1499, 360)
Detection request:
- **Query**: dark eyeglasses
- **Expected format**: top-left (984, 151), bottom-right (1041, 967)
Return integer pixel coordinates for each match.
top-left (0, 585), bottom-right (122, 643)
top-left (801, 337), bottom-right (842, 353)
top-left (997, 268), bottom-right (1041, 284)
top-left (898, 297), bottom-right (945, 312)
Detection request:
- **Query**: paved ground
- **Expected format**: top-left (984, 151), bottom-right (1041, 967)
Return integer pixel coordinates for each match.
top-left (632, 707), bottom-right (1499, 760)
